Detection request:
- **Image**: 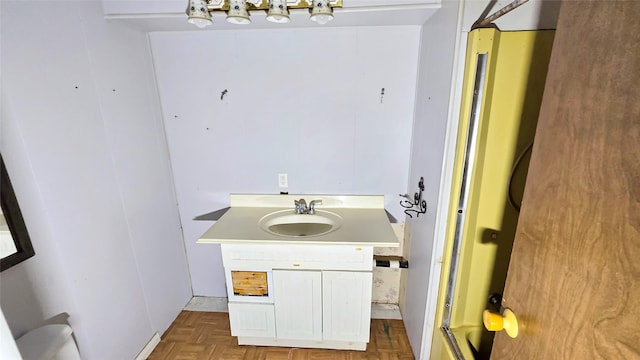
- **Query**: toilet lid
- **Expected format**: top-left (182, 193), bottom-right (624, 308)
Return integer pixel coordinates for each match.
top-left (16, 324), bottom-right (72, 360)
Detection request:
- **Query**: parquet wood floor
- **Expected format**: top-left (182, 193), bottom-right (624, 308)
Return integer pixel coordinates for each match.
top-left (148, 311), bottom-right (414, 360)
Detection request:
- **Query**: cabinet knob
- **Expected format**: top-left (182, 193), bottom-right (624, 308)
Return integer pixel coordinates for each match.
top-left (483, 308), bottom-right (518, 338)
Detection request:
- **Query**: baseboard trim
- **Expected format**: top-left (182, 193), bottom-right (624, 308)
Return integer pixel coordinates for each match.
top-left (238, 336), bottom-right (367, 351)
top-left (135, 332), bottom-right (161, 360)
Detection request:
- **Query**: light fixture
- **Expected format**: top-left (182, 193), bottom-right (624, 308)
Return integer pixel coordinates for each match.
top-left (186, 0), bottom-right (213, 28)
top-left (310, 0), bottom-right (334, 25)
top-left (226, 0), bottom-right (251, 25)
top-left (266, 0), bottom-right (290, 24)
top-left (185, 0), bottom-right (342, 28)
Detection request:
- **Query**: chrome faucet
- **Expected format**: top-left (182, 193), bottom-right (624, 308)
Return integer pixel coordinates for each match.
top-left (308, 200), bottom-right (322, 215)
top-left (294, 199), bottom-right (307, 214)
top-left (294, 199), bottom-right (322, 214)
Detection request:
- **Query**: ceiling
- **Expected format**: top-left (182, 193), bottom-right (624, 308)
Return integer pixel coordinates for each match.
top-left (103, 0), bottom-right (442, 31)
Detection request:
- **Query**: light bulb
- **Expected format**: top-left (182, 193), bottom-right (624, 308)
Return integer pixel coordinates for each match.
top-left (310, 14), bottom-right (334, 25)
top-left (188, 18), bottom-right (213, 28)
top-left (267, 0), bottom-right (290, 23)
top-left (266, 14), bottom-right (290, 23)
top-left (309, 0), bottom-right (334, 25)
top-left (226, 16), bottom-right (251, 25)
top-left (186, 0), bottom-right (212, 28)
top-left (226, 0), bottom-right (251, 25)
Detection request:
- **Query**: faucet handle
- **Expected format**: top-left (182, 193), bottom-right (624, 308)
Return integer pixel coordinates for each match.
top-left (308, 199), bottom-right (322, 214)
top-left (295, 198), bottom-right (307, 214)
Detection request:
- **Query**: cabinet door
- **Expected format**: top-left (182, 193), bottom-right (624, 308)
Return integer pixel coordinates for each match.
top-left (228, 302), bottom-right (275, 338)
top-left (322, 271), bottom-right (373, 342)
top-left (273, 270), bottom-right (322, 341)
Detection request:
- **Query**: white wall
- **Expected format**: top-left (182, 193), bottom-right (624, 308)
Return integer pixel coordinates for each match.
top-left (0, 1), bottom-right (191, 359)
top-left (150, 26), bottom-right (421, 296)
top-left (402, 1), bottom-right (462, 358)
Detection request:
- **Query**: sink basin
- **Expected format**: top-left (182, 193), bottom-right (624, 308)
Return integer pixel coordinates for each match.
top-left (258, 210), bottom-right (343, 237)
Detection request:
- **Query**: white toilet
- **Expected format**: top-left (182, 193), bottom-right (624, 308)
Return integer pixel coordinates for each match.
top-left (15, 324), bottom-right (81, 360)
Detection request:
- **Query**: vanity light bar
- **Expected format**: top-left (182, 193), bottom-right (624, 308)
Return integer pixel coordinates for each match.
top-left (205, 0), bottom-right (343, 10)
top-left (187, 0), bottom-right (343, 28)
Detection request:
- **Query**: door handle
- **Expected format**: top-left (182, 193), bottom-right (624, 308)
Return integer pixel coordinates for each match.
top-left (483, 308), bottom-right (519, 338)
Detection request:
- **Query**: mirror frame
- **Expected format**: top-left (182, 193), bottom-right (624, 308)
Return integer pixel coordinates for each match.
top-left (1, 155), bottom-right (35, 271)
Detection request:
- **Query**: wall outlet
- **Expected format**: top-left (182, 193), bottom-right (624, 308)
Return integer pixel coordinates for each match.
top-left (278, 173), bottom-right (288, 188)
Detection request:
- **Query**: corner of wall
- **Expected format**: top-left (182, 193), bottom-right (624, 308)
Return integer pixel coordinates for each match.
top-left (398, 222), bottom-right (412, 316)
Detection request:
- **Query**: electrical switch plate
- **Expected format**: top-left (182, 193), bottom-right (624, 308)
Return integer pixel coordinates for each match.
top-left (278, 173), bottom-right (288, 188)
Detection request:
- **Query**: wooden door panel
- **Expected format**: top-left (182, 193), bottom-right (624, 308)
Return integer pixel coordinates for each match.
top-left (492, 1), bottom-right (640, 359)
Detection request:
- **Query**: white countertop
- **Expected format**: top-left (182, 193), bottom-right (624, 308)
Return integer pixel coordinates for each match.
top-left (197, 194), bottom-right (399, 247)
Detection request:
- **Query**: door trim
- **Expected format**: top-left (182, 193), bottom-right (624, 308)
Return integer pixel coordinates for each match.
top-left (418, 1), bottom-right (466, 357)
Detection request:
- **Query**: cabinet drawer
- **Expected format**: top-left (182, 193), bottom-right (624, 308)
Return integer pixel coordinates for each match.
top-left (225, 269), bottom-right (274, 303)
top-left (228, 302), bottom-right (275, 338)
top-left (221, 244), bottom-right (373, 271)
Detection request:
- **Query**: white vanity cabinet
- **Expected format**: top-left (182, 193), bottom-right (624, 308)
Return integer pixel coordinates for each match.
top-left (199, 194), bottom-right (400, 350)
top-left (220, 243), bottom-right (374, 351)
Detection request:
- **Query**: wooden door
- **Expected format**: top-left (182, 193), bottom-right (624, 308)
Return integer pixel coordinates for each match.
top-left (491, 1), bottom-right (640, 358)
top-left (273, 270), bottom-right (322, 341)
top-left (322, 271), bottom-right (373, 342)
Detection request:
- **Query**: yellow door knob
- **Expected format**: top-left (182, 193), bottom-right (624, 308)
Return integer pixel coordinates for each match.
top-left (483, 308), bottom-right (518, 338)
